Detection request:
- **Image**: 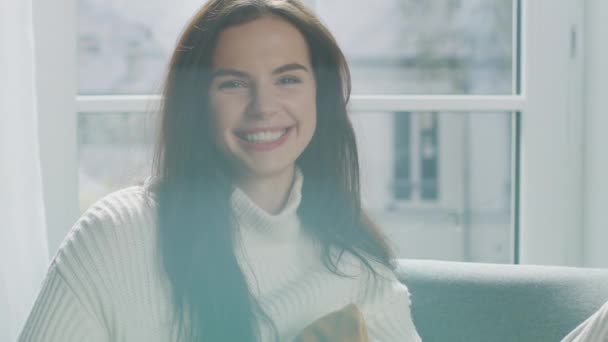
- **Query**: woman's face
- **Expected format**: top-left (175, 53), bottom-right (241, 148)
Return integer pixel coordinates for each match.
top-left (208, 15), bottom-right (317, 181)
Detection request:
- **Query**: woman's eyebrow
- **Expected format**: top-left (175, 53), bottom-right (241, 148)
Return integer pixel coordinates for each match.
top-left (211, 68), bottom-right (249, 79)
top-left (210, 63), bottom-right (309, 80)
top-left (273, 63), bottom-right (309, 75)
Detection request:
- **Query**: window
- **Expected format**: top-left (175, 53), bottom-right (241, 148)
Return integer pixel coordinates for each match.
top-left (393, 112), bottom-right (414, 201)
top-left (46, 0), bottom-right (583, 265)
top-left (78, 112), bottom-right (155, 209)
top-left (316, 0), bottom-right (513, 95)
top-left (392, 112), bottom-right (441, 202)
top-left (349, 111), bottom-right (512, 262)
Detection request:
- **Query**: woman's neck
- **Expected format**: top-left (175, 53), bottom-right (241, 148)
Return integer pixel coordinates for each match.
top-left (236, 166), bottom-right (296, 215)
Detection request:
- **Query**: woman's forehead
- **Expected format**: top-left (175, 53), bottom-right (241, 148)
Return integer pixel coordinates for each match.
top-left (211, 16), bottom-right (312, 71)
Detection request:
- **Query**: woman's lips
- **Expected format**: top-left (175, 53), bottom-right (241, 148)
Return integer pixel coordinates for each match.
top-left (236, 126), bottom-right (293, 151)
top-left (235, 125), bottom-right (293, 134)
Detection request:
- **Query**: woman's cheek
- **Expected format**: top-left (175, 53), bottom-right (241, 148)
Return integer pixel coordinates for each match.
top-left (212, 96), bottom-right (243, 123)
top-left (302, 90), bottom-right (317, 120)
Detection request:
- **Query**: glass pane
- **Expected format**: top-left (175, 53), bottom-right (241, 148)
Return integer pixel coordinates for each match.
top-left (78, 112), bottom-right (156, 211)
top-left (316, 0), bottom-right (514, 95)
top-left (78, 0), bottom-right (206, 94)
top-left (78, 0), bottom-right (514, 95)
top-left (351, 112), bottom-right (513, 263)
top-left (78, 111), bottom-right (513, 263)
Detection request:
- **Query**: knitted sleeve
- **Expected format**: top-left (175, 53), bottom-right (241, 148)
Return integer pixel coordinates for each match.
top-left (356, 259), bottom-right (422, 342)
top-left (17, 262), bottom-right (108, 342)
top-left (18, 187), bottom-right (150, 341)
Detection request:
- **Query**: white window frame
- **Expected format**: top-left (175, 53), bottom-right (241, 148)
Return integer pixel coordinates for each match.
top-left (35, 0), bottom-right (586, 266)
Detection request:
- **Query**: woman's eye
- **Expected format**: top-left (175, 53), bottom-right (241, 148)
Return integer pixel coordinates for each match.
top-left (218, 80), bottom-right (246, 89)
top-left (279, 76), bottom-right (301, 85)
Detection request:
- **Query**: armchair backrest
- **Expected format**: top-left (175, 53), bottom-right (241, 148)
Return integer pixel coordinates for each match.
top-left (395, 259), bottom-right (608, 342)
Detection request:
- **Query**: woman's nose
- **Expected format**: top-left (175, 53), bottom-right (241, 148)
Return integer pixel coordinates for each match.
top-left (248, 85), bottom-right (279, 118)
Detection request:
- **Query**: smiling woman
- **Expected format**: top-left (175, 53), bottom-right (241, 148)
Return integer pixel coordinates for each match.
top-left (208, 16), bottom-right (317, 213)
top-left (18, 0), bottom-right (420, 341)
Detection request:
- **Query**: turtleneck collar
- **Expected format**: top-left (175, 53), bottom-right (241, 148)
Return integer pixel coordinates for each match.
top-left (230, 167), bottom-right (303, 241)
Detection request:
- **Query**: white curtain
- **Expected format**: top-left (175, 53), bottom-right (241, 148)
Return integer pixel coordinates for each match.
top-left (0, 0), bottom-right (50, 341)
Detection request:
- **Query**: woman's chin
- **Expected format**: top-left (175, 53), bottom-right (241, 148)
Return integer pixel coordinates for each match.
top-left (237, 162), bottom-right (295, 180)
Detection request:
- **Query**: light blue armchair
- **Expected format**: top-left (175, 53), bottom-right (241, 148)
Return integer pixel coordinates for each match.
top-left (395, 259), bottom-right (608, 342)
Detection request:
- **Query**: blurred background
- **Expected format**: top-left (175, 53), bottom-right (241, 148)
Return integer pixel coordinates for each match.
top-left (76, 0), bottom-right (514, 263)
top-left (46, 0), bottom-right (607, 266)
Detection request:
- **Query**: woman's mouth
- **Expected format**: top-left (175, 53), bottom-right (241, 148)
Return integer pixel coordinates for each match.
top-left (235, 126), bottom-right (293, 151)
top-left (239, 128), bottom-right (288, 143)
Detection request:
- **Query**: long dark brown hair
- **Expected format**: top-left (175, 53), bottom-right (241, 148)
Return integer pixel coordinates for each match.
top-left (150, 0), bottom-right (397, 340)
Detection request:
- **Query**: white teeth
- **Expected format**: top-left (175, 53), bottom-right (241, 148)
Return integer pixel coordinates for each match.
top-left (242, 129), bottom-right (287, 143)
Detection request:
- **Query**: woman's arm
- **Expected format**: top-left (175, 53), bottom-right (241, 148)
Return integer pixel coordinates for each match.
top-left (18, 263), bottom-right (108, 342)
top-left (355, 259), bottom-right (422, 342)
top-left (561, 301), bottom-right (608, 342)
top-left (17, 190), bottom-right (132, 342)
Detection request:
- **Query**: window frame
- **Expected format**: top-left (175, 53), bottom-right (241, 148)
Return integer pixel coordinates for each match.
top-left (35, 0), bottom-right (586, 266)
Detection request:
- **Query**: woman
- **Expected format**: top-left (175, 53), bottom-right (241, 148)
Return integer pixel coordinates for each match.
top-left (19, 0), bottom-right (420, 341)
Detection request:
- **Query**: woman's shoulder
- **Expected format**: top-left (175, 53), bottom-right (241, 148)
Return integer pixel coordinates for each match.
top-left (92, 182), bottom-right (157, 210)
top-left (330, 248), bottom-right (411, 307)
top-left (45, 184), bottom-right (165, 330)
top-left (53, 183), bottom-right (159, 269)
top-left (78, 184), bottom-right (158, 231)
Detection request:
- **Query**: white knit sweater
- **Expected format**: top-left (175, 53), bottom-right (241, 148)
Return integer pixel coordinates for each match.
top-left (19, 170), bottom-right (421, 342)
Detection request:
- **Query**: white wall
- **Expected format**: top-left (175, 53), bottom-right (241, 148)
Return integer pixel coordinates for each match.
top-left (584, 0), bottom-right (608, 268)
